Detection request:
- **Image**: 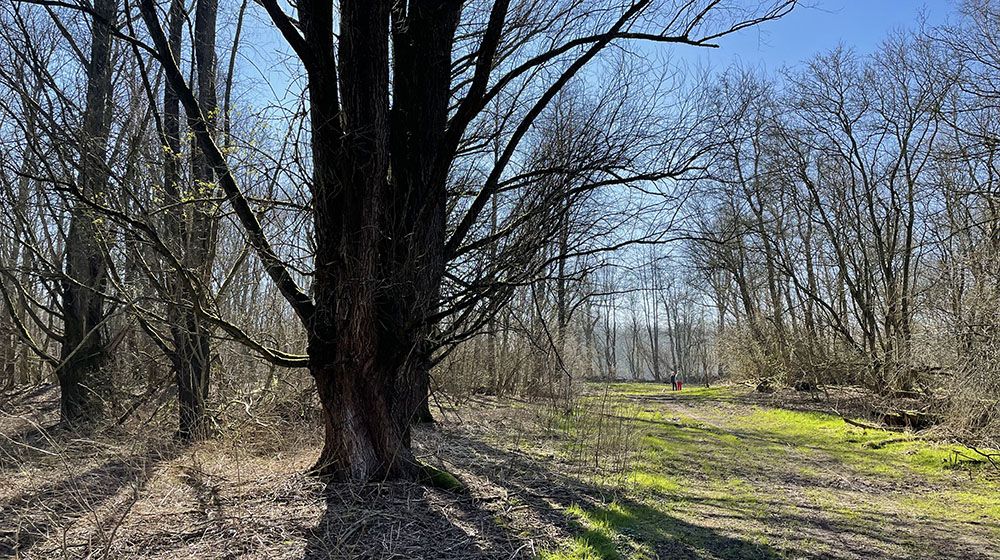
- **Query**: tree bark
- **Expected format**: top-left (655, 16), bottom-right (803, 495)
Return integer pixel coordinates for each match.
top-left (58, 0), bottom-right (116, 423)
top-left (174, 0), bottom-right (219, 441)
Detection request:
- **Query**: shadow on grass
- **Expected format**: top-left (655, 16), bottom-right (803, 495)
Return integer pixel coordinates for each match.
top-left (459, 438), bottom-right (789, 560)
top-left (556, 498), bottom-right (787, 560)
top-left (299, 430), bottom-right (792, 560)
top-left (436, 419), bottom-right (996, 560)
top-left (0, 433), bottom-right (179, 557)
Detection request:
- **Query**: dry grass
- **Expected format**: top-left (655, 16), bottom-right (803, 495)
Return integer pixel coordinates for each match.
top-left (0, 384), bottom-right (609, 559)
top-left (2, 382), bottom-right (998, 560)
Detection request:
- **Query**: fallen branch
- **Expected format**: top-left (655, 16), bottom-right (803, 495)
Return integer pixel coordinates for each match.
top-left (116, 374), bottom-right (171, 426)
top-left (967, 447), bottom-right (999, 470)
top-left (864, 436), bottom-right (914, 449)
top-left (839, 415), bottom-right (906, 433)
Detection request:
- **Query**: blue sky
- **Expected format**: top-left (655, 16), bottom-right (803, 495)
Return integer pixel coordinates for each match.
top-left (676, 0), bottom-right (958, 72)
top-left (229, 1), bottom-right (963, 113)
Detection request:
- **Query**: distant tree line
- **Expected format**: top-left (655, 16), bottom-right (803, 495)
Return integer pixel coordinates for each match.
top-left (684, 1), bottom-right (1000, 433)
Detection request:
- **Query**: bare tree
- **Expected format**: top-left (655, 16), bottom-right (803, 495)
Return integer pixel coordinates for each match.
top-left (57, 0), bottom-right (117, 421)
top-left (131, 0), bottom-right (795, 479)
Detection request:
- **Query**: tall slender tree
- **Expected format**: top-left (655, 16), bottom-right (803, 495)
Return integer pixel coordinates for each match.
top-left (58, 0), bottom-right (116, 422)
top-left (172, 0), bottom-right (219, 440)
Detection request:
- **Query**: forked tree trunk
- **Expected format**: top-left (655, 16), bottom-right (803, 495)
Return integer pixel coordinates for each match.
top-left (299, 0), bottom-right (459, 477)
top-left (58, 0), bottom-right (116, 423)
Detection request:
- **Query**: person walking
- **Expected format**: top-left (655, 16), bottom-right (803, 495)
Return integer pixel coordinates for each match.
top-left (670, 370), bottom-right (678, 391)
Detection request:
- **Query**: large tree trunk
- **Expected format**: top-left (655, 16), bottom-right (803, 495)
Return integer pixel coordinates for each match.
top-left (303, 0), bottom-right (410, 480)
top-left (303, 0), bottom-right (459, 477)
top-left (309, 349), bottom-right (419, 480)
top-left (58, 0), bottom-right (116, 423)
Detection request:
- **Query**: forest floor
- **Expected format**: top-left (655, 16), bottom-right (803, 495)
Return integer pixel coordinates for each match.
top-left (0, 382), bottom-right (998, 559)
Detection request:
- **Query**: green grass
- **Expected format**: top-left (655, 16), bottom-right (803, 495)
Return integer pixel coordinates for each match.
top-left (540, 503), bottom-right (656, 560)
top-left (626, 469), bottom-right (681, 495)
top-left (593, 382), bottom-right (672, 397)
top-left (594, 382), bottom-right (736, 400)
top-left (537, 382), bottom-right (1000, 559)
top-left (542, 497), bottom-right (779, 560)
top-left (905, 489), bottom-right (1000, 527)
top-left (740, 408), bottom-right (970, 478)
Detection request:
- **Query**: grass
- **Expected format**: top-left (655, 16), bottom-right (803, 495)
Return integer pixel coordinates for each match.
top-left (538, 382), bottom-right (1000, 559)
top-left (540, 502), bottom-right (655, 560)
top-left (598, 382), bottom-right (735, 400)
top-left (905, 489), bottom-right (1000, 527)
top-left (4, 382), bottom-right (997, 559)
top-left (626, 470), bottom-right (681, 495)
top-left (740, 407), bottom-right (979, 478)
top-left (542, 497), bottom-right (779, 560)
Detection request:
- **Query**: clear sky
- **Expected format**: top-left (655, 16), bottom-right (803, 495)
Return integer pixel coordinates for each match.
top-left (676, 0), bottom-right (959, 72)
top-left (229, 1), bottom-right (964, 113)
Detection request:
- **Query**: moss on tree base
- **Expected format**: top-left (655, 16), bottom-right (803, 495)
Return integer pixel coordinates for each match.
top-left (419, 463), bottom-right (467, 494)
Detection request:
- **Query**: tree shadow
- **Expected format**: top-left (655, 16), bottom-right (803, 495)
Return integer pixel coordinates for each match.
top-left (301, 481), bottom-right (518, 559)
top-left (451, 437), bottom-right (791, 560)
top-left (392, 427), bottom-right (988, 560)
top-left (0, 441), bottom-right (180, 557)
top-left (299, 430), bottom-right (793, 560)
top-left (0, 420), bottom-right (81, 468)
top-left (0, 383), bottom-right (60, 409)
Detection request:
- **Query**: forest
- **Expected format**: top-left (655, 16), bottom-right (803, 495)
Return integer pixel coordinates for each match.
top-left (0, 0), bottom-right (998, 558)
